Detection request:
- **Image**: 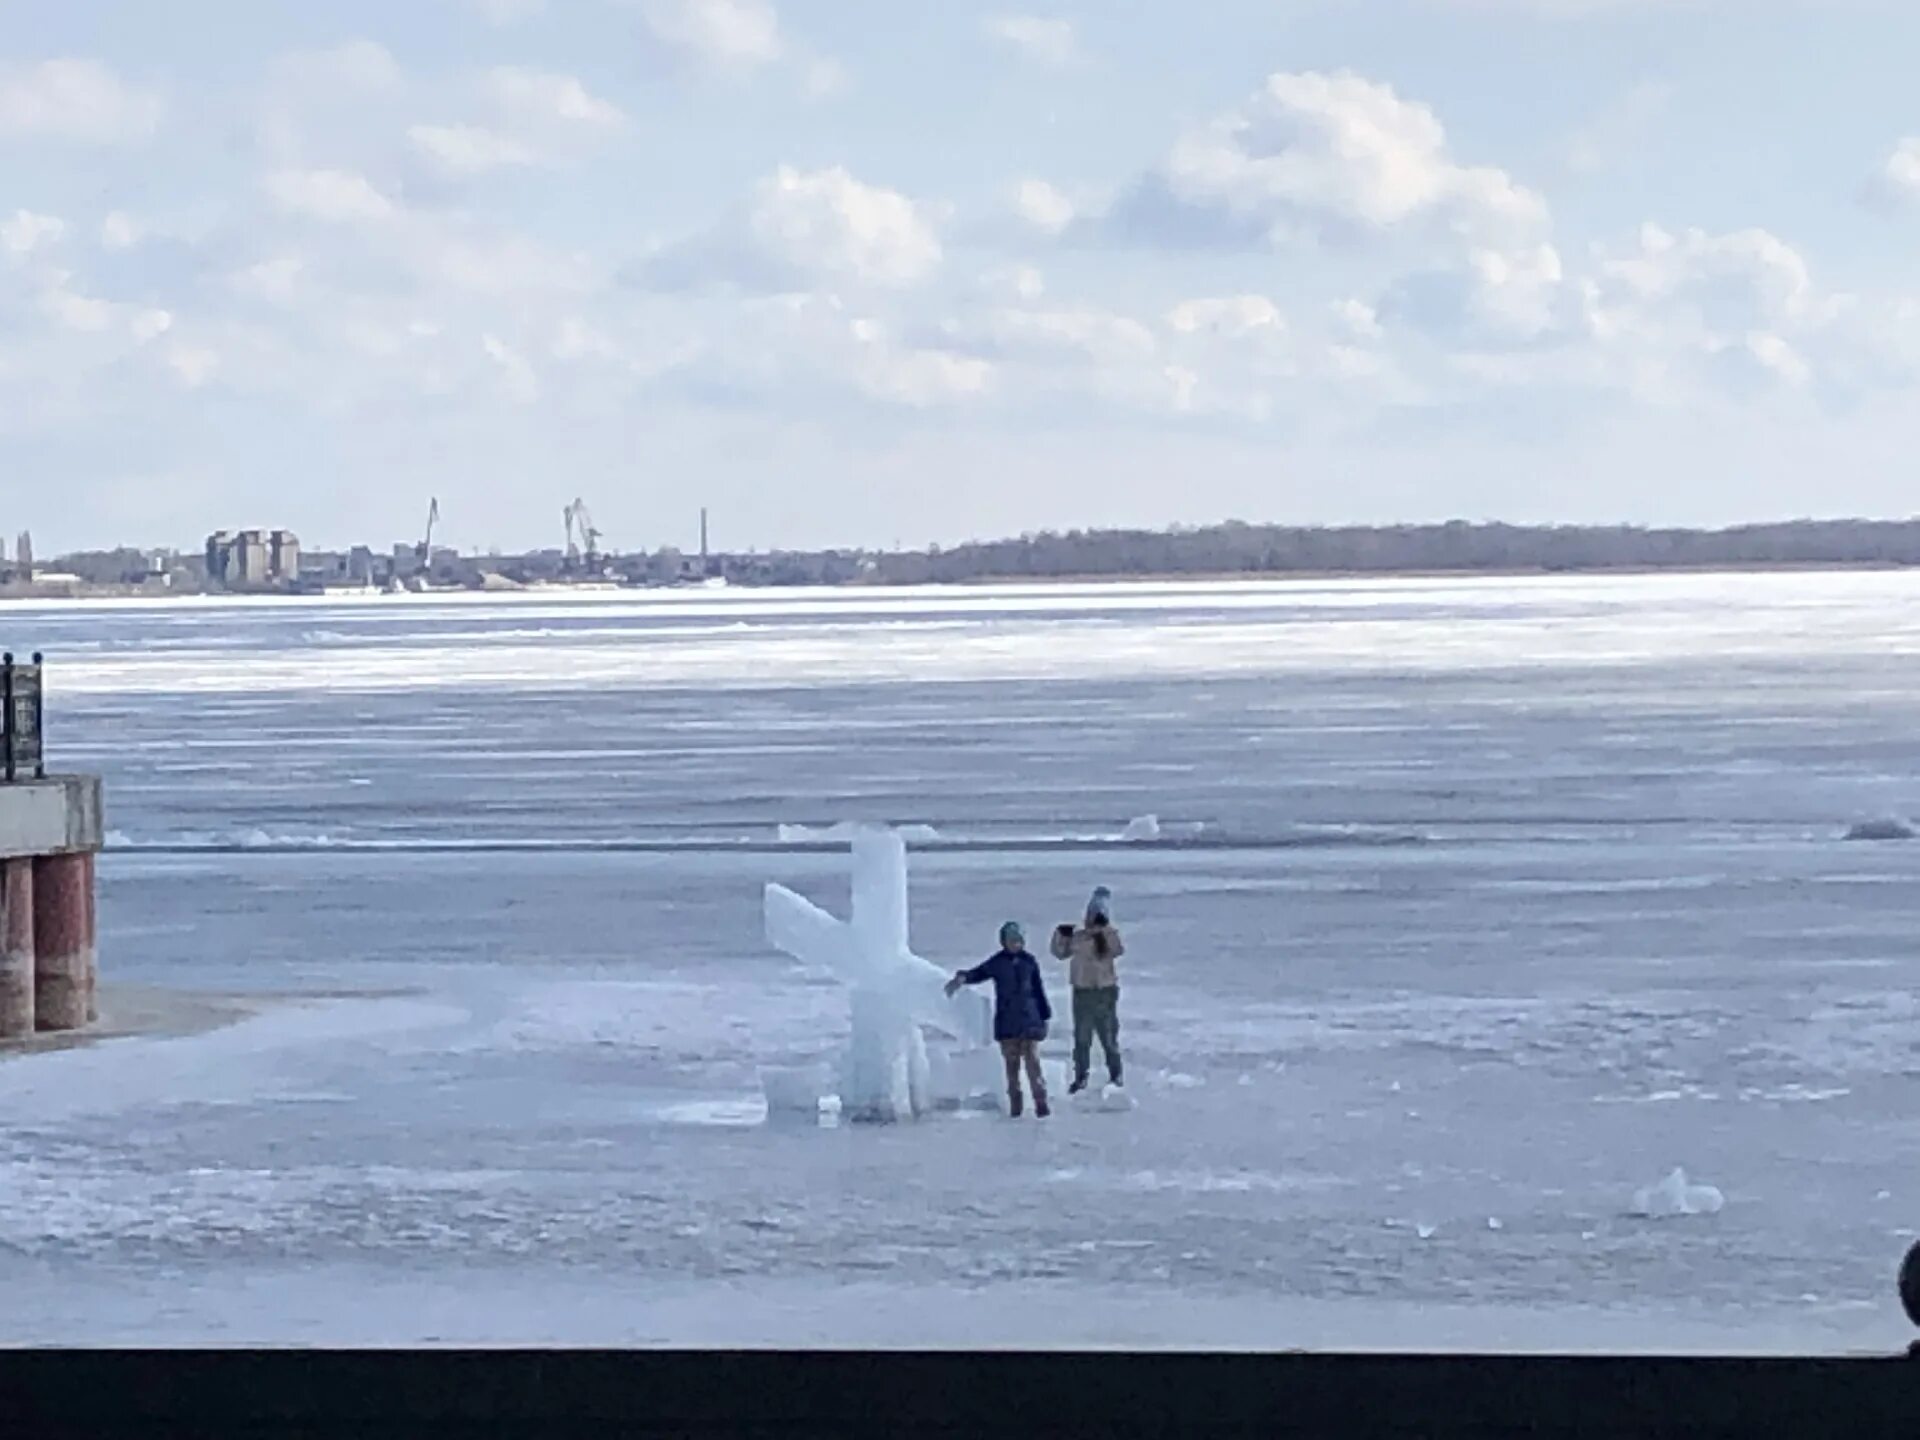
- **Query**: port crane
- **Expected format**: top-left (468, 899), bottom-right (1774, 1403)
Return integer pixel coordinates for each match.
top-left (415, 497), bottom-right (439, 568)
top-left (564, 498), bottom-right (603, 574)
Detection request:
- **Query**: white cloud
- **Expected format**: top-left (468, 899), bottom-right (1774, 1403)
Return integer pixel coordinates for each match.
top-left (643, 0), bottom-right (784, 70)
top-left (1464, 242), bottom-right (1567, 336)
top-left (410, 124), bottom-right (542, 175)
top-left (1332, 298), bottom-right (1384, 340)
top-left (1742, 332), bottom-right (1811, 389)
top-left (39, 281), bottom-right (115, 333)
top-left (36, 276), bottom-right (170, 345)
top-left (552, 317), bottom-right (623, 363)
top-left (231, 256), bottom-right (307, 302)
top-left (855, 335), bottom-right (994, 407)
top-left (1588, 224), bottom-right (1818, 332)
top-left (1, 210), bottom-right (65, 259)
top-left (482, 68), bottom-right (626, 129)
top-left (1876, 138), bottom-right (1920, 204)
top-left (747, 165), bottom-right (943, 287)
top-left (100, 211), bottom-right (139, 251)
top-left (1014, 179), bottom-right (1077, 235)
top-left (129, 308), bottom-right (174, 344)
top-left (934, 304), bottom-right (1158, 371)
top-left (432, 231), bottom-right (592, 296)
top-left (1167, 295), bottom-right (1285, 339)
top-left (1566, 223), bottom-right (1842, 399)
top-left (668, 292), bottom-right (990, 410)
top-left (1118, 70), bottom-right (1546, 250)
top-left (0, 60), bottom-right (163, 144)
top-left (482, 333), bottom-right (541, 402)
top-left (274, 41), bottom-right (403, 93)
top-left (637, 0), bottom-right (840, 99)
top-left (801, 57), bottom-right (847, 100)
top-left (166, 345), bottom-right (220, 388)
top-left (265, 168), bottom-right (399, 224)
top-left (465, 0), bottom-right (548, 22)
top-left (976, 264), bottom-right (1047, 302)
top-left (985, 16), bottom-right (1081, 68)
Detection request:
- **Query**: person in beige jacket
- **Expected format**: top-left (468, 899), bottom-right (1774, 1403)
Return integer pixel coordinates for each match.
top-left (1050, 885), bottom-right (1124, 1094)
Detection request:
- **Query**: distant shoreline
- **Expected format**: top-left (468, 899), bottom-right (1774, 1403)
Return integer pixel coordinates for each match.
top-left (22, 515), bottom-right (1920, 597)
top-left (4, 557), bottom-right (1918, 603)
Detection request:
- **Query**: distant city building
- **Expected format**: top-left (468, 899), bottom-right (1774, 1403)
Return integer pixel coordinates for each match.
top-left (270, 530), bottom-right (299, 581)
top-left (205, 528), bottom-right (301, 590)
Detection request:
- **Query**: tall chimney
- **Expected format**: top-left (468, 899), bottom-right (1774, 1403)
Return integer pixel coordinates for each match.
top-left (700, 507), bottom-right (709, 561)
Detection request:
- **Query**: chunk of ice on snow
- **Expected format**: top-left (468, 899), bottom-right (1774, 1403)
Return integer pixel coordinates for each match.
top-left (1843, 817), bottom-right (1916, 842)
top-left (1100, 1084), bottom-right (1135, 1112)
top-left (1119, 814), bottom-right (1161, 842)
top-left (1631, 1167), bottom-right (1725, 1218)
top-left (760, 1066), bottom-right (825, 1125)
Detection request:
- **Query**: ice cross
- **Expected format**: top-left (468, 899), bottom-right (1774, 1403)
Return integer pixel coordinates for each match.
top-left (764, 826), bottom-right (990, 1123)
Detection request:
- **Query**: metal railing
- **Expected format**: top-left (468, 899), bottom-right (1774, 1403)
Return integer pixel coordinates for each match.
top-left (1, 652), bottom-right (45, 783)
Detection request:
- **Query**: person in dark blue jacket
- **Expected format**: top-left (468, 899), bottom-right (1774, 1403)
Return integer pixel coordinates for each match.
top-left (946, 922), bottom-right (1053, 1118)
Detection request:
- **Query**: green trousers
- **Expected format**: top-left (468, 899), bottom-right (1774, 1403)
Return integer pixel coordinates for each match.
top-left (1072, 987), bottom-right (1122, 1085)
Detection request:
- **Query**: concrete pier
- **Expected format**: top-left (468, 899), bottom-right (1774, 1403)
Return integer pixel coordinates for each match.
top-left (33, 851), bottom-right (92, 1031)
top-left (0, 775), bottom-right (104, 1040)
top-left (0, 858), bottom-right (31, 1039)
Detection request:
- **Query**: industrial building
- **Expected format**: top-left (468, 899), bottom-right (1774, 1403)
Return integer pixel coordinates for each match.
top-left (205, 529), bottom-right (301, 591)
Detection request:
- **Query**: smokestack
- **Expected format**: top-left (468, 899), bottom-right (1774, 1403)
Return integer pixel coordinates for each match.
top-left (700, 507), bottom-right (709, 561)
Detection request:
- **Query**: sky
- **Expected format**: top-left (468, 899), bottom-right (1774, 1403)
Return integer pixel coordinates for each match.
top-left (4, 0), bottom-right (1920, 556)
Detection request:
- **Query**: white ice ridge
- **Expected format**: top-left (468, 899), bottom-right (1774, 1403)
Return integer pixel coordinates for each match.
top-left (764, 826), bottom-right (993, 1123)
top-left (778, 821), bottom-right (941, 845)
top-left (1632, 1167), bottom-right (1725, 1219)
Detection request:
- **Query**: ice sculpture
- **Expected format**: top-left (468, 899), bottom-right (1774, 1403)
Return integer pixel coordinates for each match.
top-left (764, 826), bottom-right (993, 1123)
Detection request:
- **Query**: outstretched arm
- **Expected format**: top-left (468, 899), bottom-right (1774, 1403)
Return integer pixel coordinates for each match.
top-left (944, 957), bottom-right (995, 997)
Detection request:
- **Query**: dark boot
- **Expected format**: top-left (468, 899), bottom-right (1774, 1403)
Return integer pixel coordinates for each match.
top-left (1068, 1076), bottom-right (1087, 1096)
top-left (1034, 1093), bottom-right (1051, 1118)
top-left (1009, 1090), bottom-right (1024, 1118)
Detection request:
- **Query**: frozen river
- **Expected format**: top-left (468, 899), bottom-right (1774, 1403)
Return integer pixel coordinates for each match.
top-left (3, 572), bottom-right (1920, 1348)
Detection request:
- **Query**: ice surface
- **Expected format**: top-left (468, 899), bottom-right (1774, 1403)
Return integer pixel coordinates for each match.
top-left (1632, 1168), bottom-right (1726, 1219)
top-left (13, 575), bottom-right (1920, 1348)
top-left (764, 827), bottom-right (993, 1122)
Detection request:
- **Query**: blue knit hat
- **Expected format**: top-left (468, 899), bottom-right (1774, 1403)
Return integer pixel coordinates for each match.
top-left (1000, 920), bottom-right (1025, 948)
top-left (1087, 886), bottom-right (1113, 921)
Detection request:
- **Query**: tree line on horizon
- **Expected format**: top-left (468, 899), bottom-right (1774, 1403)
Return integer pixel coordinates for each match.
top-left (858, 518), bottom-right (1920, 584)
